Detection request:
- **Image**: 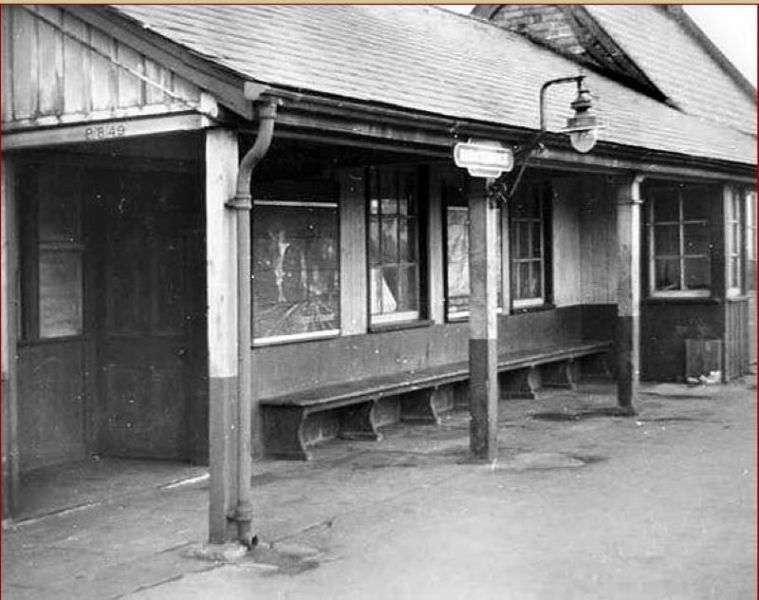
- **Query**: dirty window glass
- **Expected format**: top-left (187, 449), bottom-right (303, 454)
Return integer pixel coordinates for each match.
top-left (38, 250), bottom-right (83, 338)
top-left (511, 182), bottom-right (545, 306)
top-left (648, 184), bottom-right (711, 296)
top-left (368, 167), bottom-right (421, 324)
top-left (444, 188), bottom-right (502, 318)
top-left (252, 196), bottom-right (340, 343)
top-left (746, 191), bottom-right (756, 293)
top-left (35, 166), bottom-right (84, 339)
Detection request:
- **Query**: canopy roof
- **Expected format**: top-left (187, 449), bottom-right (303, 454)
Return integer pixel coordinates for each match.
top-left (111, 4), bottom-right (756, 166)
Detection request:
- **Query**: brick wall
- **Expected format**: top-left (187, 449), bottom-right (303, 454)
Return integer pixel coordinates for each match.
top-left (490, 6), bottom-right (585, 56)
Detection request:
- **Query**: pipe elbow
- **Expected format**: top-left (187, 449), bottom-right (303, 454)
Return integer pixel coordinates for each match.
top-left (236, 98), bottom-right (279, 199)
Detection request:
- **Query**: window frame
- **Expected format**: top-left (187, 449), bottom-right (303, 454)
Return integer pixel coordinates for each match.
top-left (744, 189), bottom-right (756, 296)
top-left (510, 180), bottom-right (551, 310)
top-left (366, 165), bottom-right (425, 327)
top-left (725, 187), bottom-right (743, 297)
top-left (442, 186), bottom-right (504, 321)
top-left (19, 163), bottom-right (86, 343)
top-left (646, 184), bottom-right (712, 299)
top-left (251, 196), bottom-right (341, 347)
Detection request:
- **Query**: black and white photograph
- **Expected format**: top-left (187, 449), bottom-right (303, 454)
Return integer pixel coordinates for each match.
top-left (1, 3), bottom-right (756, 598)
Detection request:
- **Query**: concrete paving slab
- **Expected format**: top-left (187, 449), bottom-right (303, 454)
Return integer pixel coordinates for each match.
top-left (3, 381), bottom-right (755, 600)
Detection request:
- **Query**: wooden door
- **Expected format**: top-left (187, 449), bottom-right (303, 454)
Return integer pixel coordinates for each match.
top-left (91, 169), bottom-right (200, 460)
top-left (16, 162), bottom-right (89, 472)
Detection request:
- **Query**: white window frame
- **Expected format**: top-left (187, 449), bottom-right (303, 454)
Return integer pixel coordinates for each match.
top-left (251, 198), bottom-right (341, 346)
top-left (647, 187), bottom-right (711, 298)
top-left (745, 190), bottom-right (756, 296)
top-left (726, 188), bottom-right (743, 298)
top-left (367, 166), bottom-right (422, 326)
top-left (444, 203), bottom-right (505, 321)
top-left (511, 183), bottom-right (546, 309)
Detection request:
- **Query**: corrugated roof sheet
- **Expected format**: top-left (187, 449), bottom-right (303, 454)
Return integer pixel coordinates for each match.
top-left (112, 5), bottom-right (756, 166)
top-left (585, 5), bottom-right (756, 136)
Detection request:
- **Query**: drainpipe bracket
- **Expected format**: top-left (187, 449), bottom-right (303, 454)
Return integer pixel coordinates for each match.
top-left (226, 193), bottom-right (253, 211)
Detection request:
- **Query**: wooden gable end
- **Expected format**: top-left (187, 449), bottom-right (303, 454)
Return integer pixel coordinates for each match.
top-left (2, 5), bottom-right (205, 131)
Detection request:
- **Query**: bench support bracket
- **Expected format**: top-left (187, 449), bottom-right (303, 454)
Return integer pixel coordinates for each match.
top-left (400, 389), bottom-right (441, 425)
top-left (501, 366), bottom-right (540, 400)
top-left (339, 401), bottom-right (382, 441)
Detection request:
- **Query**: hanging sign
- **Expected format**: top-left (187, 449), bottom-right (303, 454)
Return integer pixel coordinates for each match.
top-left (453, 139), bottom-right (514, 178)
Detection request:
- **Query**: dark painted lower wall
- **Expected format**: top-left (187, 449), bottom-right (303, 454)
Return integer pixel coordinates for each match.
top-left (580, 304), bottom-right (617, 341)
top-left (641, 299), bottom-right (724, 382)
top-left (253, 305), bottom-right (609, 399)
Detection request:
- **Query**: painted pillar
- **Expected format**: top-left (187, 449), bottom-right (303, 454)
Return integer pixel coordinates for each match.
top-left (468, 178), bottom-right (500, 460)
top-left (205, 129), bottom-right (240, 543)
top-left (338, 168), bottom-right (368, 335)
top-left (427, 165), bottom-right (446, 324)
top-left (1, 156), bottom-right (18, 520)
top-left (616, 174), bottom-right (643, 412)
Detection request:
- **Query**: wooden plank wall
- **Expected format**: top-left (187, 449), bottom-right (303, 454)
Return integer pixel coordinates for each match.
top-left (724, 298), bottom-right (749, 380)
top-left (552, 177), bottom-right (582, 307)
top-left (550, 174), bottom-right (616, 307)
top-left (580, 176), bottom-right (617, 304)
top-left (2, 5), bottom-right (201, 129)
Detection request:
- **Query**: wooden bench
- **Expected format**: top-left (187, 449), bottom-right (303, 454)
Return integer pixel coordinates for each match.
top-left (261, 340), bottom-right (613, 460)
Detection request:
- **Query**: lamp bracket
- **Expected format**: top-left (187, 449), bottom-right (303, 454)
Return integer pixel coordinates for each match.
top-left (489, 74), bottom-right (595, 206)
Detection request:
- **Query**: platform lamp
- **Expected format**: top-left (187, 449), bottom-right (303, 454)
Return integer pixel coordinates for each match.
top-left (492, 75), bottom-right (603, 204)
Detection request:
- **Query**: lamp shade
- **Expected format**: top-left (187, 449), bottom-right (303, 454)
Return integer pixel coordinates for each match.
top-left (569, 128), bottom-right (598, 153)
top-left (562, 85), bottom-right (602, 153)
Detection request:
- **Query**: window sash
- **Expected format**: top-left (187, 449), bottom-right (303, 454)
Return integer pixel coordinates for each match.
top-left (648, 187), bottom-right (711, 297)
top-left (511, 184), bottom-right (545, 306)
top-left (444, 203), bottom-right (503, 318)
top-left (744, 191), bottom-right (756, 294)
top-left (251, 199), bottom-right (341, 344)
top-left (368, 168), bottom-right (421, 323)
top-left (726, 191), bottom-right (742, 295)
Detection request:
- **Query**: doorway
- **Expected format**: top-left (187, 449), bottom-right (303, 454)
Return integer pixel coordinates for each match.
top-left (15, 155), bottom-right (207, 482)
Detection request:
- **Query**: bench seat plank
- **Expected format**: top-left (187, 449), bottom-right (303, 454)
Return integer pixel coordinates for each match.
top-left (261, 340), bottom-right (612, 459)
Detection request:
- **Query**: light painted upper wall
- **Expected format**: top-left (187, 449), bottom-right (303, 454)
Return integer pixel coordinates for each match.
top-left (2, 5), bottom-right (201, 131)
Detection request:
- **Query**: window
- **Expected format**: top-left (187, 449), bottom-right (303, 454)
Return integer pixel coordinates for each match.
top-left (745, 190), bottom-right (756, 294)
top-left (726, 187), bottom-right (742, 296)
top-left (21, 164), bottom-right (84, 340)
top-left (647, 184), bottom-right (711, 297)
top-left (368, 166), bottom-right (421, 324)
top-left (252, 184), bottom-right (340, 344)
top-left (511, 181), bottom-right (548, 307)
top-left (444, 186), bottom-right (502, 319)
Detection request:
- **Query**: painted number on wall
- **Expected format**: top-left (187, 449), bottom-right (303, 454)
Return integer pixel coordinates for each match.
top-left (84, 124), bottom-right (126, 141)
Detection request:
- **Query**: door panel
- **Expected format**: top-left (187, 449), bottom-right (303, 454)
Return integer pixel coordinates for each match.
top-left (17, 344), bottom-right (85, 471)
top-left (16, 162), bottom-right (87, 472)
top-left (93, 169), bottom-right (198, 460)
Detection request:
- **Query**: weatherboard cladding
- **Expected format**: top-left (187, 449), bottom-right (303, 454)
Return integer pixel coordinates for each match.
top-left (110, 5), bottom-right (755, 166)
top-left (585, 5), bottom-right (757, 135)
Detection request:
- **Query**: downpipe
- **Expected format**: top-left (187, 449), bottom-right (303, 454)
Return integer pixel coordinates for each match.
top-left (226, 97), bottom-right (278, 547)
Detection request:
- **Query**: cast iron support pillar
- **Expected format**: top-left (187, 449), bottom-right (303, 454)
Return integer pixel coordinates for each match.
top-left (468, 178), bottom-right (500, 460)
top-left (616, 174), bottom-right (644, 413)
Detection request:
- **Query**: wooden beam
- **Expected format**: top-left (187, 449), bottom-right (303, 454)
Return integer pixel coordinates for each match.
top-left (536, 148), bottom-right (755, 184)
top-left (273, 130), bottom-right (450, 159)
top-left (3, 112), bottom-right (212, 151)
top-left (468, 177), bottom-right (500, 460)
top-left (205, 128), bottom-right (239, 544)
top-left (615, 174), bottom-right (643, 413)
